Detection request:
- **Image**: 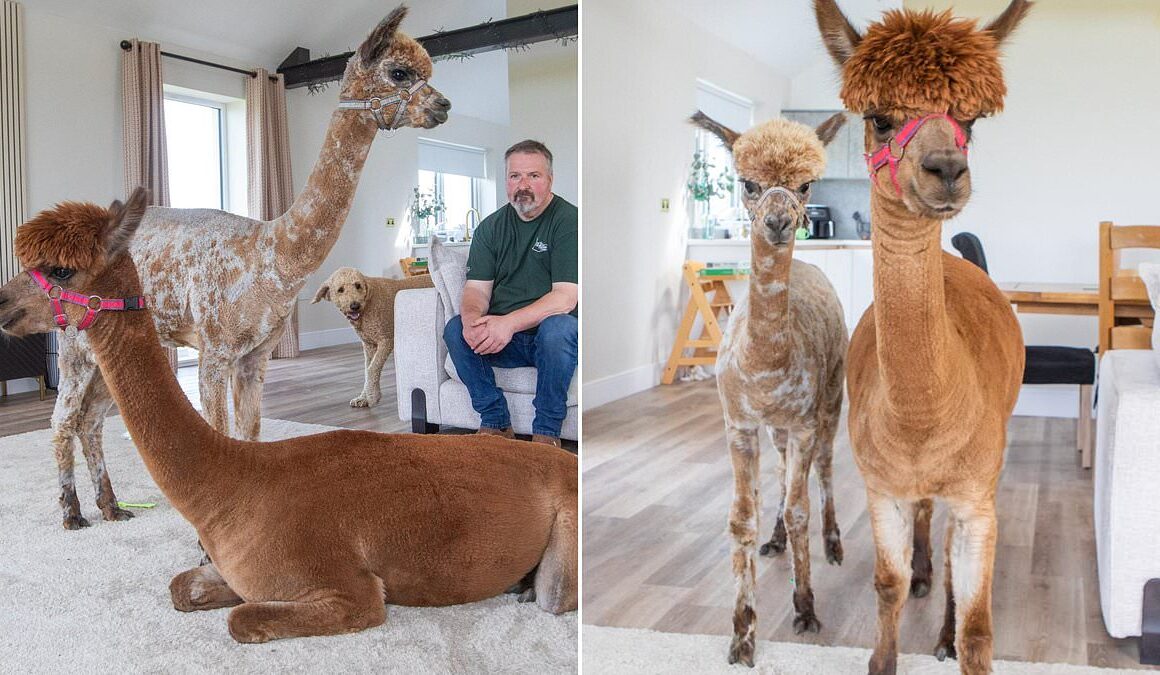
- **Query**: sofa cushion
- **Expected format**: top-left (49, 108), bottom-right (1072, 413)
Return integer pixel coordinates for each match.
top-left (444, 354), bottom-right (579, 406)
top-left (429, 237), bottom-right (468, 320)
top-left (1139, 262), bottom-right (1160, 359)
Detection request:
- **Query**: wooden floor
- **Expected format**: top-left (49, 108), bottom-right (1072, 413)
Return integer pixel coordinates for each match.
top-left (0, 344), bottom-right (412, 438)
top-left (582, 379), bottom-right (1157, 670)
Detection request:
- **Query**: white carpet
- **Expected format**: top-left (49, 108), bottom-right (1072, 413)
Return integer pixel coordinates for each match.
top-left (0, 417), bottom-right (576, 674)
top-left (582, 625), bottom-right (1154, 674)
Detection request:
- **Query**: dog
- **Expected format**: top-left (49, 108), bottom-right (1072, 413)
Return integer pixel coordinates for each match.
top-left (312, 267), bottom-right (434, 407)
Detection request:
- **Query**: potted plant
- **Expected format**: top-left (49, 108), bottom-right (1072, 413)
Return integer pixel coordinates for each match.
top-left (686, 150), bottom-right (735, 238)
top-left (409, 186), bottom-right (445, 243)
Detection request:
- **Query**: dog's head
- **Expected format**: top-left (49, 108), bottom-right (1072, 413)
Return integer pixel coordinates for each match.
top-left (312, 267), bottom-right (371, 322)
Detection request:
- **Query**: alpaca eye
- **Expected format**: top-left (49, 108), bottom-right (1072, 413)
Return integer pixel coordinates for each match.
top-left (743, 180), bottom-right (761, 197)
top-left (799, 183), bottom-right (812, 195)
top-left (50, 267), bottom-right (74, 281)
top-left (389, 69), bottom-right (407, 82)
top-left (867, 115), bottom-right (892, 133)
top-left (355, 283), bottom-right (362, 290)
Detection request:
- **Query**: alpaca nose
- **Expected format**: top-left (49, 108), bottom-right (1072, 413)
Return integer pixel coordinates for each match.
top-left (921, 150), bottom-right (968, 188)
top-left (350, 302), bottom-right (361, 312)
top-left (433, 97), bottom-right (451, 111)
top-left (764, 213), bottom-right (795, 241)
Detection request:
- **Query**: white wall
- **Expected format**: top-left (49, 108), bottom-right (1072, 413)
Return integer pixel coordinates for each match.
top-left (508, 44), bottom-right (578, 204)
top-left (582, 0), bottom-right (792, 409)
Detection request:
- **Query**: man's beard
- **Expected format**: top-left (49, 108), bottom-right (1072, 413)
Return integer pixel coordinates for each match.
top-left (512, 191), bottom-right (537, 216)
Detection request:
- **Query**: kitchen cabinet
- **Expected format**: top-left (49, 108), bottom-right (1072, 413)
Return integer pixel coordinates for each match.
top-left (783, 110), bottom-right (866, 180)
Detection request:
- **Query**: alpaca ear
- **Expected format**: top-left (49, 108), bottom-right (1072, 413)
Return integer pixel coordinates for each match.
top-left (689, 111), bottom-right (740, 152)
top-left (104, 186), bottom-right (149, 256)
top-left (814, 0), bottom-right (862, 66)
top-left (985, 0), bottom-right (1032, 47)
top-left (815, 112), bottom-right (848, 147)
top-left (358, 5), bottom-right (408, 65)
top-left (311, 283), bottom-right (330, 304)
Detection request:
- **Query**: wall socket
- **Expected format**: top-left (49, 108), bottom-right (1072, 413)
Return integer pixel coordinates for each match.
top-left (661, 198), bottom-right (670, 213)
top-left (385, 217), bottom-right (396, 227)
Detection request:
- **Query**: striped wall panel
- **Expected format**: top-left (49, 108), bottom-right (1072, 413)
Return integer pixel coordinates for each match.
top-left (1, 0), bottom-right (27, 285)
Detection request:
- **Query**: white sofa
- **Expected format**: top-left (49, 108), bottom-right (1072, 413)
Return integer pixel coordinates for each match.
top-left (393, 240), bottom-right (578, 440)
top-left (1094, 348), bottom-right (1160, 638)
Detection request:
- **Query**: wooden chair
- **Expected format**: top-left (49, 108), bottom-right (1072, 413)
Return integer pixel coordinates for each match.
top-left (661, 261), bottom-right (746, 385)
top-left (1098, 221), bottom-right (1158, 353)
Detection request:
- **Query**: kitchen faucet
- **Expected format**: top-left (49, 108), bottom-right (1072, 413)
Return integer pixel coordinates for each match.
top-left (464, 208), bottom-right (481, 242)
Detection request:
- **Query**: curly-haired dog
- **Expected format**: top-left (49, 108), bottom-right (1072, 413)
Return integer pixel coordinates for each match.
top-left (312, 267), bottom-right (433, 407)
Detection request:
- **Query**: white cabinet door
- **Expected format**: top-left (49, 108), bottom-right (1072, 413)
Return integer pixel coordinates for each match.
top-left (849, 248), bottom-right (874, 333)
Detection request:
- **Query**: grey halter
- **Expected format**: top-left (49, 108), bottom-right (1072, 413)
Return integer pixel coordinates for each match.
top-left (337, 78), bottom-right (428, 130)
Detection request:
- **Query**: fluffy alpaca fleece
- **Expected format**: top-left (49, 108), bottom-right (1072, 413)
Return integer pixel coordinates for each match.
top-left (732, 119), bottom-right (828, 189)
top-left (834, 8), bottom-right (1026, 119)
top-left (311, 267), bottom-right (434, 407)
top-left (14, 202), bottom-right (116, 270)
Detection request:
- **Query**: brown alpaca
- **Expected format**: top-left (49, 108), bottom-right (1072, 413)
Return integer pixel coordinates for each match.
top-left (311, 266), bottom-right (434, 407)
top-left (45, 5), bottom-right (451, 530)
top-left (692, 111), bottom-right (848, 666)
top-left (0, 188), bottom-right (577, 642)
top-left (815, 1), bottom-right (1029, 673)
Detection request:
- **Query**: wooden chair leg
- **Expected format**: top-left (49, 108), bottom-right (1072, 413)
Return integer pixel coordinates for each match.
top-left (1079, 384), bottom-right (1093, 469)
top-left (0, 380), bottom-right (6, 398)
top-left (38, 376), bottom-right (46, 401)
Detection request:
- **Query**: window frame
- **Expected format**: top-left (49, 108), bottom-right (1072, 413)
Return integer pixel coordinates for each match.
top-left (163, 92), bottom-right (229, 211)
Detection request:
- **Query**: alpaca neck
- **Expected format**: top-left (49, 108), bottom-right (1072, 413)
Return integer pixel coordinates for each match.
top-left (741, 236), bottom-right (793, 366)
top-left (84, 258), bottom-right (231, 523)
top-left (271, 108), bottom-right (380, 292)
top-left (870, 196), bottom-right (960, 419)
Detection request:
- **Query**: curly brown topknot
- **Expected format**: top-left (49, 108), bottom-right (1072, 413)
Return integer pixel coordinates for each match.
top-left (14, 202), bottom-right (112, 270)
top-left (840, 9), bottom-right (1007, 119)
top-left (732, 119), bottom-right (828, 188)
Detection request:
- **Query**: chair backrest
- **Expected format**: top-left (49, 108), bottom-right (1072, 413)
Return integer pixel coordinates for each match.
top-left (951, 232), bottom-right (989, 274)
top-left (1099, 221), bottom-right (1160, 352)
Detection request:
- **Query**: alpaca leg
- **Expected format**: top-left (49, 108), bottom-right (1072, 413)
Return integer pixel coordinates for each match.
top-left (911, 498), bottom-right (934, 597)
top-left (170, 564), bottom-right (243, 612)
top-left (77, 387), bottom-right (132, 522)
top-left (533, 501), bottom-right (578, 614)
top-left (226, 576), bottom-right (387, 643)
top-left (759, 428), bottom-right (788, 557)
top-left (198, 353), bottom-right (232, 436)
top-left (785, 428), bottom-right (820, 634)
top-left (50, 344), bottom-right (100, 530)
top-left (814, 421), bottom-right (843, 566)
top-left (866, 490), bottom-right (915, 675)
top-left (949, 501), bottom-right (998, 675)
top-left (231, 347), bottom-right (272, 441)
top-left (935, 517), bottom-right (957, 661)
top-left (726, 425), bottom-right (760, 667)
top-left (51, 432), bottom-right (86, 530)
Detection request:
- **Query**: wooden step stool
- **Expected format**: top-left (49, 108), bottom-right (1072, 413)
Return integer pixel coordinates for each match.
top-left (661, 261), bottom-right (748, 384)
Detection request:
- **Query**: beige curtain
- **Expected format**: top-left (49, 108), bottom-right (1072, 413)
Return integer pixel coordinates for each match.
top-left (1, 1), bottom-right (28, 287)
top-left (246, 68), bottom-right (298, 359)
top-left (121, 38), bottom-right (177, 370)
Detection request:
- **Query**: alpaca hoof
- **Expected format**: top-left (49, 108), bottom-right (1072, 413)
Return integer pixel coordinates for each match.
top-left (935, 642), bottom-right (957, 661)
top-left (517, 587), bottom-right (537, 603)
top-left (910, 578), bottom-right (930, 598)
top-left (792, 611), bottom-right (822, 634)
top-left (759, 539), bottom-right (786, 557)
top-left (825, 537), bottom-right (843, 566)
top-left (103, 506), bottom-right (135, 522)
top-left (62, 514), bottom-right (91, 530)
top-left (228, 609), bottom-right (273, 644)
top-left (727, 635), bottom-right (755, 667)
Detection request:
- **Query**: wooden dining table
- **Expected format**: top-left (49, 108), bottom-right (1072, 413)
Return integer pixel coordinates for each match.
top-left (997, 282), bottom-right (1099, 316)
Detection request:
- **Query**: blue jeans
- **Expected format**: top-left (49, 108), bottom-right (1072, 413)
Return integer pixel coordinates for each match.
top-left (443, 314), bottom-right (577, 438)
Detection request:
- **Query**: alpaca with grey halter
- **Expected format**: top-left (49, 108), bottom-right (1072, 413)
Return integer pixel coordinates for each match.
top-left (338, 78), bottom-right (429, 130)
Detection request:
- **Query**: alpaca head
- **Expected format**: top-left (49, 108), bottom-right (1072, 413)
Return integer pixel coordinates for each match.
top-left (312, 266), bottom-right (371, 322)
top-left (0, 188), bottom-right (148, 338)
top-left (815, 0), bottom-right (1031, 219)
top-left (339, 5), bottom-right (451, 130)
top-left (691, 111), bottom-right (846, 248)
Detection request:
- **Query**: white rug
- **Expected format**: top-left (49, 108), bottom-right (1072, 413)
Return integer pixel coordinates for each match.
top-left (0, 417), bottom-right (576, 674)
top-left (582, 625), bottom-right (1154, 674)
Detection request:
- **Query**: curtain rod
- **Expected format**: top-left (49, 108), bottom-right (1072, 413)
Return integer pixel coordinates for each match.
top-left (119, 40), bottom-right (278, 81)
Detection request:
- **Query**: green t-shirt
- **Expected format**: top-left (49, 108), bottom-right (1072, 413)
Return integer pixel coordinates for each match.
top-left (466, 195), bottom-right (578, 318)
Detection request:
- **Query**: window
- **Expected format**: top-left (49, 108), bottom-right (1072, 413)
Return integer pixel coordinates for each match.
top-left (416, 139), bottom-right (488, 242)
top-left (164, 96), bottom-right (226, 209)
top-left (691, 80), bottom-right (754, 237)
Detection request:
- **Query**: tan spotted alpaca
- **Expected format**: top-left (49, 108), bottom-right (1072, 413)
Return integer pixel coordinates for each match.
top-left (0, 188), bottom-right (577, 642)
top-left (815, 1), bottom-right (1029, 673)
top-left (311, 266), bottom-right (433, 407)
top-left (692, 111), bottom-right (848, 667)
top-left (45, 6), bottom-right (450, 529)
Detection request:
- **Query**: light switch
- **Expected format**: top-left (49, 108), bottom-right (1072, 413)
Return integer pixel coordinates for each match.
top-left (386, 217), bottom-right (396, 227)
top-left (661, 198), bottom-right (670, 213)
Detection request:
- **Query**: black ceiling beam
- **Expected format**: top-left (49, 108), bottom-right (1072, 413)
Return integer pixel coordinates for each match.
top-left (279, 5), bottom-right (577, 90)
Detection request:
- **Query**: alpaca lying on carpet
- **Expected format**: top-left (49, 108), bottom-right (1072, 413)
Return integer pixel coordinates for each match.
top-left (0, 188), bottom-right (577, 643)
top-left (312, 267), bottom-right (434, 407)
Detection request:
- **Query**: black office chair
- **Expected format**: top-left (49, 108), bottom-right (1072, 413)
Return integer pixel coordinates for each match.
top-left (951, 232), bottom-right (1096, 468)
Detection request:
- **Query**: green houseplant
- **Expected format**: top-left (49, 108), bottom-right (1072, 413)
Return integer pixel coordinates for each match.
top-left (686, 150), bottom-right (735, 237)
top-left (410, 186), bottom-right (445, 242)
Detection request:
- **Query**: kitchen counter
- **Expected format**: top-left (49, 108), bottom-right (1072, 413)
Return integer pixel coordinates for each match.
top-left (688, 238), bottom-right (870, 263)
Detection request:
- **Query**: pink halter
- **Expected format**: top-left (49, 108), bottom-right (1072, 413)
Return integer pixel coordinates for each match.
top-left (864, 113), bottom-right (969, 196)
top-left (27, 269), bottom-right (147, 332)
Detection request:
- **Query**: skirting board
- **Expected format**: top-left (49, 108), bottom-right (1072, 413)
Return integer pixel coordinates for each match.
top-left (584, 364), bottom-right (1084, 419)
top-left (298, 327), bottom-right (361, 352)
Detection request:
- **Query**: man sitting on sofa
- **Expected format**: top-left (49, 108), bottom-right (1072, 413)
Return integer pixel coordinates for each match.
top-left (442, 140), bottom-right (578, 447)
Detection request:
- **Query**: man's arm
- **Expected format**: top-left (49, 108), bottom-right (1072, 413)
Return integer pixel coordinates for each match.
top-left (459, 280), bottom-right (493, 351)
top-left (471, 282), bottom-right (576, 355)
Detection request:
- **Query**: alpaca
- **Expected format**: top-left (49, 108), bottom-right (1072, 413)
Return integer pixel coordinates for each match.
top-left (46, 5), bottom-right (451, 529)
top-left (311, 266), bottom-right (434, 407)
top-left (814, 1), bottom-right (1029, 673)
top-left (692, 110), bottom-right (848, 667)
top-left (0, 188), bottom-right (577, 642)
